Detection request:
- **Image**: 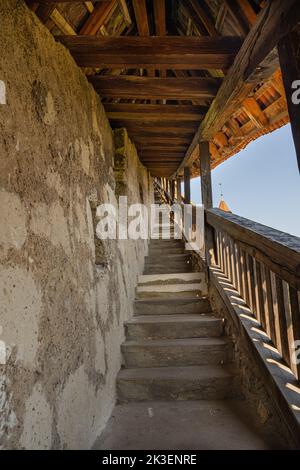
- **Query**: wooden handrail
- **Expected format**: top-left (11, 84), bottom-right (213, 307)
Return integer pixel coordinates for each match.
top-left (207, 209), bottom-right (300, 290)
top-left (206, 208), bottom-right (300, 380)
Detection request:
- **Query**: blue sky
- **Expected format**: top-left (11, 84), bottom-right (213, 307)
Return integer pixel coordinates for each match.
top-left (189, 124), bottom-right (300, 237)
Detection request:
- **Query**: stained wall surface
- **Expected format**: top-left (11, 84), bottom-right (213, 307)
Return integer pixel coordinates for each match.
top-left (0, 0), bottom-right (153, 449)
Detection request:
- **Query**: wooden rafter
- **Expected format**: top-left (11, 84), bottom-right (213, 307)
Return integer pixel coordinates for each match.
top-left (104, 104), bottom-right (206, 122)
top-left (58, 36), bottom-right (242, 70)
top-left (79, 0), bottom-right (117, 35)
top-left (89, 76), bottom-right (221, 100)
top-left (176, 0), bottom-right (300, 175)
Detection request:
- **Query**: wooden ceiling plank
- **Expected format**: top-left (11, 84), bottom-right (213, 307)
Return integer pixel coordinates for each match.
top-left (58, 35), bottom-right (242, 70)
top-left (176, 0), bottom-right (300, 175)
top-left (104, 104), bottom-right (206, 122)
top-left (89, 76), bottom-right (220, 100)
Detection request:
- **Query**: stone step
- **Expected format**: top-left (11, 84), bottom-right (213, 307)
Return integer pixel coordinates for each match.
top-left (117, 365), bottom-right (238, 402)
top-left (136, 273), bottom-right (207, 298)
top-left (125, 314), bottom-right (223, 340)
top-left (144, 266), bottom-right (192, 275)
top-left (135, 297), bottom-right (211, 315)
top-left (121, 337), bottom-right (232, 368)
top-left (149, 240), bottom-right (184, 247)
top-left (146, 253), bottom-right (191, 264)
top-left (149, 246), bottom-right (185, 255)
top-left (138, 272), bottom-right (206, 286)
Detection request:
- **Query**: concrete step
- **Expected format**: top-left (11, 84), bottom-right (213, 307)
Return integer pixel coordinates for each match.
top-left (149, 240), bottom-right (184, 248)
top-left (138, 272), bottom-right (206, 286)
top-left (144, 265), bottom-right (192, 275)
top-left (117, 365), bottom-right (238, 402)
top-left (135, 297), bottom-right (211, 315)
top-left (125, 314), bottom-right (223, 340)
top-left (149, 246), bottom-right (185, 255)
top-left (121, 337), bottom-right (232, 368)
top-left (146, 253), bottom-right (191, 264)
top-left (137, 273), bottom-right (207, 299)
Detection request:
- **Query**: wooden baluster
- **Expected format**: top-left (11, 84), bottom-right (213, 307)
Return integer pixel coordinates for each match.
top-left (225, 233), bottom-right (232, 282)
top-left (231, 239), bottom-right (238, 291)
top-left (218, 231), bottom-right (223, 272)
top-left (245, 254), bottom-right (254, 313)
top-left (249, 255), bottom-right (258, 318)
top-left (271, 273), bottom-right (291, 367)
top-left (261, 267), bottom-right (277, 346)
top-left (236, 244), bottom-right (244, 299)
top-left (222, 232), bottom-right (228, 278)
top-left (254, 260), bottom-right (266, 329)
top-left (241, 250), bottom-right (250, 307)
top-left (289, 287), bottom-right (300, 380)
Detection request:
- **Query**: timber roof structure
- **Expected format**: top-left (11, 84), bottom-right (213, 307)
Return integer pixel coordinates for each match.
top-left (27, 0), bottom-right (291, 177)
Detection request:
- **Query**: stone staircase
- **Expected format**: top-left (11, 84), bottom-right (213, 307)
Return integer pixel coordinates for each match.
top-left (117, 191), bottom-right (238, 404)
top-left (94, 190), bottom-right (286, 450)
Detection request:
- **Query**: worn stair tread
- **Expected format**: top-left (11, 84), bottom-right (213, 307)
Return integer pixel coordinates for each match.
top-left (126, 314), bottom-right (220, 325)
top-left (135, 297), bottom-right (209, 305)
top-left (118, 364), bottom-right (236, 381)
top-left (138, 272), bottom-right (204, 284)
top-left (122, 337), bottom-right (229, 348)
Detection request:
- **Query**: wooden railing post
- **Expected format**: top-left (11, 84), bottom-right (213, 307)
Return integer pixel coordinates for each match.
top-left (199, 141), bottom-right (216, 266)
top-left (183, 167), bottom-right (191, 205)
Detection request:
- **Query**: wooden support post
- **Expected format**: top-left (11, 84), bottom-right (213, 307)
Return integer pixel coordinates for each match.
top-left (199, 141), bottom-right (216, 267)
top-left (171, 180), bottom-right (176, 202)
top-left (184, 167), bottom-right (191, 204)
top-left (176, 178), bottom-right (182, 202)
top-left (278, 30), bottom-right (300, 173)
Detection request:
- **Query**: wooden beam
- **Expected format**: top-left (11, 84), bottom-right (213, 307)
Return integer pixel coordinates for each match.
top-left (153, 0), bottom-right (166, 36)
top-left (110, 122), bottom-right (198, 133)
top-left (243, 97), bottom-right (269, 128)
top-left (37, 0), bottom-right (111, 2)
top-left (79, 0), bottom-right (117, 35)
top-left (132, 0), bottom-right (150, 36)
top-left (88, 76), bottom-right (221, 100)
top-left (278, 30), bottom-right (300, 173)
top-left (134, 137), bottom-right (191, 145)
top-left (128, 129), bottom-right (195, 139)
top-left (104, 104), bottom-right (206, 122)
top-left (176, 0), bottom-right (300, 174)
top-left (185, 0), bottom-right (218, 36)
top-left (58, 36), bottom-right (241, 70)
top-left (35, 4), bottom-right (55, 22)
top-left (224, 0), bottom-right (249, 36)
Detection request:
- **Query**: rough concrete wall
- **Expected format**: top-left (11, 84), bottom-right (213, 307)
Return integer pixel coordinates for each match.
top-left (0, 0), bottom-right (153, 449)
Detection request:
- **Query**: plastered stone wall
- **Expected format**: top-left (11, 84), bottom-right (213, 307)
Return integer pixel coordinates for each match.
top-left (0, 0), bottom-right (153, 449)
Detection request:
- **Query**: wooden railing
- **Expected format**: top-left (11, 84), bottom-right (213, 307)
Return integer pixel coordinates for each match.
top-left (207, 208), bottom-right (300, 380)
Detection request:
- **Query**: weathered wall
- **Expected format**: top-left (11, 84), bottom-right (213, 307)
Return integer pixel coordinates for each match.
top-left (0, 0), bottom-right (153, 449)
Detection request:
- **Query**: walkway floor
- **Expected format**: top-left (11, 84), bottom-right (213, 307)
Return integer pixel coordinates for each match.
top-left (93, 400), bottom-right (286, 450)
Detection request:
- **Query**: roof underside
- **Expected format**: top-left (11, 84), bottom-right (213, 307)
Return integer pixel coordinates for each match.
top-left (27, 0), bottom-right (290, 178)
